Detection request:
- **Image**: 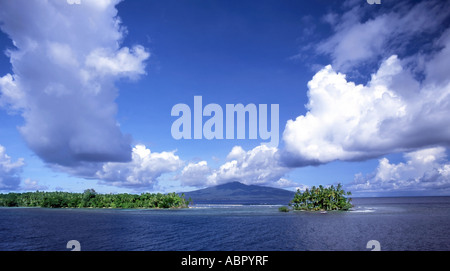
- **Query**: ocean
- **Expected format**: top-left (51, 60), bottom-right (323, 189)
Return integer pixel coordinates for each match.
top-left (0, 196), bottom-right (449, 251)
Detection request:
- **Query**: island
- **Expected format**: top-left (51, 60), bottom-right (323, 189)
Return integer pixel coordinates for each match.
top-left (289, 183), bottom-right (353, 211)
top-left (0, 189), bottom-right (191, 209)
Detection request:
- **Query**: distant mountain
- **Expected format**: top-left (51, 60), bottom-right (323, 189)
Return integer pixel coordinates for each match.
top-left (181, 182), bottom-right (295, 205)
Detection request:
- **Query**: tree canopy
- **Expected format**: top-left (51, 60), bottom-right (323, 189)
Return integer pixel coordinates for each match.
top-left (0, 189), bottom-right (191, 209)
top-left (290, 183), bottom-right (352, 211)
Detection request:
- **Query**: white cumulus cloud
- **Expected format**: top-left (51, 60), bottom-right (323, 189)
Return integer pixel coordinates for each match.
top-left (85, 45), bottom-right (149, 78)
top-left (349, 147), bottom-right (450, 193)
top-left (178, 161), bottom-right (212, 187)
top-left (282, 51), bottom-right (450, 166)
top-left (96, 145), bottom-right (183, 189)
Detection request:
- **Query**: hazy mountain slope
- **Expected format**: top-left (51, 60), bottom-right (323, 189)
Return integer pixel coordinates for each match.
top-left (182, 182), bottom-right (295, 205)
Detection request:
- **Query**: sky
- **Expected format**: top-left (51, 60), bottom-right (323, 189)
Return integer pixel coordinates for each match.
top-left (0, 0), bottom-right (450, 197)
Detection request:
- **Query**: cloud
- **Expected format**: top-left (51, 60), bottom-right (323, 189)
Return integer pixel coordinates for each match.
top-left (178, 161), bottom-right (212, 187)
top-left (282, 47), bottom-right (450, 166)
top-left (179, 145), bottom-right (293, 188)
top-left (317, 0), bottom-right (450, 73)
top-left (282, 0), bottom-right (450, 168)
top-left (96, 145), bottom-right (183, 189)
top-left (0, 145), bottom-right (24, 191)
top-left (349, 147), bottom-right (450, 193)
top-left (0, 0), bottom-right (149, 167)
top-left (282, 55), bottom-right (404, 165)
top-left (22, 178), bottom-right (49, 191)
top-left (209, 145), bottom-right (289, 187)
top-left (85, 45), bottom-right (149, 78)
top-left (0, 74), bottom-right (25, 112)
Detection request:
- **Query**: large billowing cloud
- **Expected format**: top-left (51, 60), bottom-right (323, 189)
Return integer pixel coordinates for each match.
top-left (0, 145), bottom-right (24, 190)
top-left (282, 53), bottom-right (450, 166)
top-left (349, 147), bottom-right (450, 194)
top-left (0, 1), bottom-right (187, 191)
top-left (282, 0), bottom-right (450, 167)
top-left (0, 0), bottom-right (149, 167)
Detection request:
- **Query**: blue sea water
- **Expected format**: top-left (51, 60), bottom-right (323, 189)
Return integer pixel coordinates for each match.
top-left (0, 197), bottom-right (449, 251)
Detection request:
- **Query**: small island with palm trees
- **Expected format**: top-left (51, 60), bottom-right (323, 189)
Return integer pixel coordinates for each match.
top-left (289, 183), bottom-right (353, 211)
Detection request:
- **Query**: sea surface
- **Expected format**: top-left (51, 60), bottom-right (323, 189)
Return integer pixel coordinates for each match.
top-left (0, 197), bottom-right (449, 251)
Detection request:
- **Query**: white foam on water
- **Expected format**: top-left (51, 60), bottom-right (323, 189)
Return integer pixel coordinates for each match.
top-left (350, 209), bottom-right (375, 213)
top-left (350, 207), bottom-right (376, 213)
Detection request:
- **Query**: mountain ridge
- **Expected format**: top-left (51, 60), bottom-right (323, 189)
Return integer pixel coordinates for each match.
top-left (181, 181), bottom-right (295, 205)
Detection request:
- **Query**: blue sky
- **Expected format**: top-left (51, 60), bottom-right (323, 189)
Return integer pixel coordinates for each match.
top-left (0, 0), bottom-right (449, 196)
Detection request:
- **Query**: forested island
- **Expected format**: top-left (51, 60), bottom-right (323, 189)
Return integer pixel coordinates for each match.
top-left (290, 183), bottom-right (353, 211)
top-left (0, 189), bottom-right (191, 209)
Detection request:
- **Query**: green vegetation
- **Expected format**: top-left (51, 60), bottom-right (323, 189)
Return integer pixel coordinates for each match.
top-left (0, 189), bottom-right (191, 209)
top-left (290, 183), bottom-right (352, 211)
top-left (278, 206), bottom-right (290, 212)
